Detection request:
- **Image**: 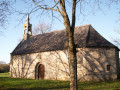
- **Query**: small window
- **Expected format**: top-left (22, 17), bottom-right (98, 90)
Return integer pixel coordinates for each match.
top-left (107, 65), bottom-right (110, 71)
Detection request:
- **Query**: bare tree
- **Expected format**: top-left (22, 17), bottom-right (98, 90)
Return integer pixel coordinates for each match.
top-left (113, 11), bottom-right (120, 48)
top-left (113, 30), bottom-right (120, 48)
top-left (31, 1), bottom-right (77, 89)
top-left (33, 22), bottom-right (51, 35)
top-left (0, 0), bottom-right (12, 29)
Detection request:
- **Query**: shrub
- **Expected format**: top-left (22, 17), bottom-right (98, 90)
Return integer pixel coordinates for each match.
top-left (0, 64), bottom-right (9, 73)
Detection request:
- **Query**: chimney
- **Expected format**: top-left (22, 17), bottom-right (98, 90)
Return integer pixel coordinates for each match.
top-left (23, 15), bottom-right (32, 40)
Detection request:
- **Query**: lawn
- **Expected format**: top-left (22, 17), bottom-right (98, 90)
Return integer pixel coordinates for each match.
top-left (0, 72), bottom-right (9, 77)
top-left (0, 73), bottom-right (120, 90)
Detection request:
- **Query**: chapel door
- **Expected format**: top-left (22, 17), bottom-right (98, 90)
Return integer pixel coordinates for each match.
top-left (38, 64), bottom-right (45, 79)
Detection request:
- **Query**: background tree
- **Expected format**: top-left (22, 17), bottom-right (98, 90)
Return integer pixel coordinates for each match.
top-left (33, 22), bottom-right (51, 35)
top-left (0, 63), bottom-right (9, 73)
top-left (113, 30), bottom-right (120, 48)
top-left (0, 0), bottom-right (12, 29)
top-left (0, 61), bottom-right (6, 64)
top-left (113, 12), bottom-right (120, 48)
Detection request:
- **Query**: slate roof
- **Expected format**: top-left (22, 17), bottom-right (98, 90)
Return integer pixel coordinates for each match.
top-left (11, 24), bottom-right (117, 55)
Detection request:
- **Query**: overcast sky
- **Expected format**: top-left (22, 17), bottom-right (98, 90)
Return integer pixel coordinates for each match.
top-left (0, 1), bottom-right (120, 63)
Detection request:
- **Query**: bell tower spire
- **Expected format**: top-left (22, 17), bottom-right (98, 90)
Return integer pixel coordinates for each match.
top-left (23, 15), bottom-right (32, 40)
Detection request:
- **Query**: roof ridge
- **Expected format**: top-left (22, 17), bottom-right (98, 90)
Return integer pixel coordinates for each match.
top-left (32, 24), bottom-right (91, 37)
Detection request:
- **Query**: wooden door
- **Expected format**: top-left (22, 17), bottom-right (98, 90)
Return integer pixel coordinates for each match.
top-left (38, 64), bottom-right (44, 79)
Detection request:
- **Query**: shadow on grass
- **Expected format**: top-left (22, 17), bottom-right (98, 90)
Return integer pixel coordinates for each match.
top-left (0, 77), bottom-right (120, 90)
top-left (27, 86), bottom-right (69, 90)
top-left (0, 77), bottom-right (70, 90)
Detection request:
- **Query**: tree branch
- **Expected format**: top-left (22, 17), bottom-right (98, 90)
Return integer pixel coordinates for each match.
top-left (32, 0), bottom-right (61, 13)
top-left (71, 0), bottom-right (76, 28)
top-left (54, 0), bottom-right (61, 13)
top-left (59, 0), bottom-right (70, 27)
top-left (76, 0), bottom-right (82, 4)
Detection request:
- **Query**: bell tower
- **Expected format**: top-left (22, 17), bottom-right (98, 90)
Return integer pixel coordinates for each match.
top-left (23, 15), bottom-right (32, 40)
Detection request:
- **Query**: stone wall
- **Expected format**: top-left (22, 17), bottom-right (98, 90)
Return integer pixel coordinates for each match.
top-left (77, 47), bottom-right (118, 81)
top-left (10, 47), bottom-right (119, 81)
top-left (10, 50), bottom-right (70, 80)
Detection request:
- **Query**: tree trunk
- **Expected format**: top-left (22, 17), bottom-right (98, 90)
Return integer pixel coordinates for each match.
top-left (68, 27), bottom-right (77, 90)
top-left (64, 22), bottom-right (77, 90)
top-left (58, 0), bottom-right (77, 89)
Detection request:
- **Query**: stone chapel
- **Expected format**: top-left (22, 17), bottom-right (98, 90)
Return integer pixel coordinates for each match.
top-left (10, 15), bottom-right (120, 82)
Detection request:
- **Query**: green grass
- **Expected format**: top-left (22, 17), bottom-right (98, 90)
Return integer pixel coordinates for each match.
top-left (0, 73), bottom-right (120, 90)
top-left (0, 72), bottom-right (9, 77)
top-left (0, 78), bottom-right (70, 90)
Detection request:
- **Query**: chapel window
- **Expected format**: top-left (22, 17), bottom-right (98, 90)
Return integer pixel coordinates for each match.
top-left (107, 65), bottom-right (110, 71)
